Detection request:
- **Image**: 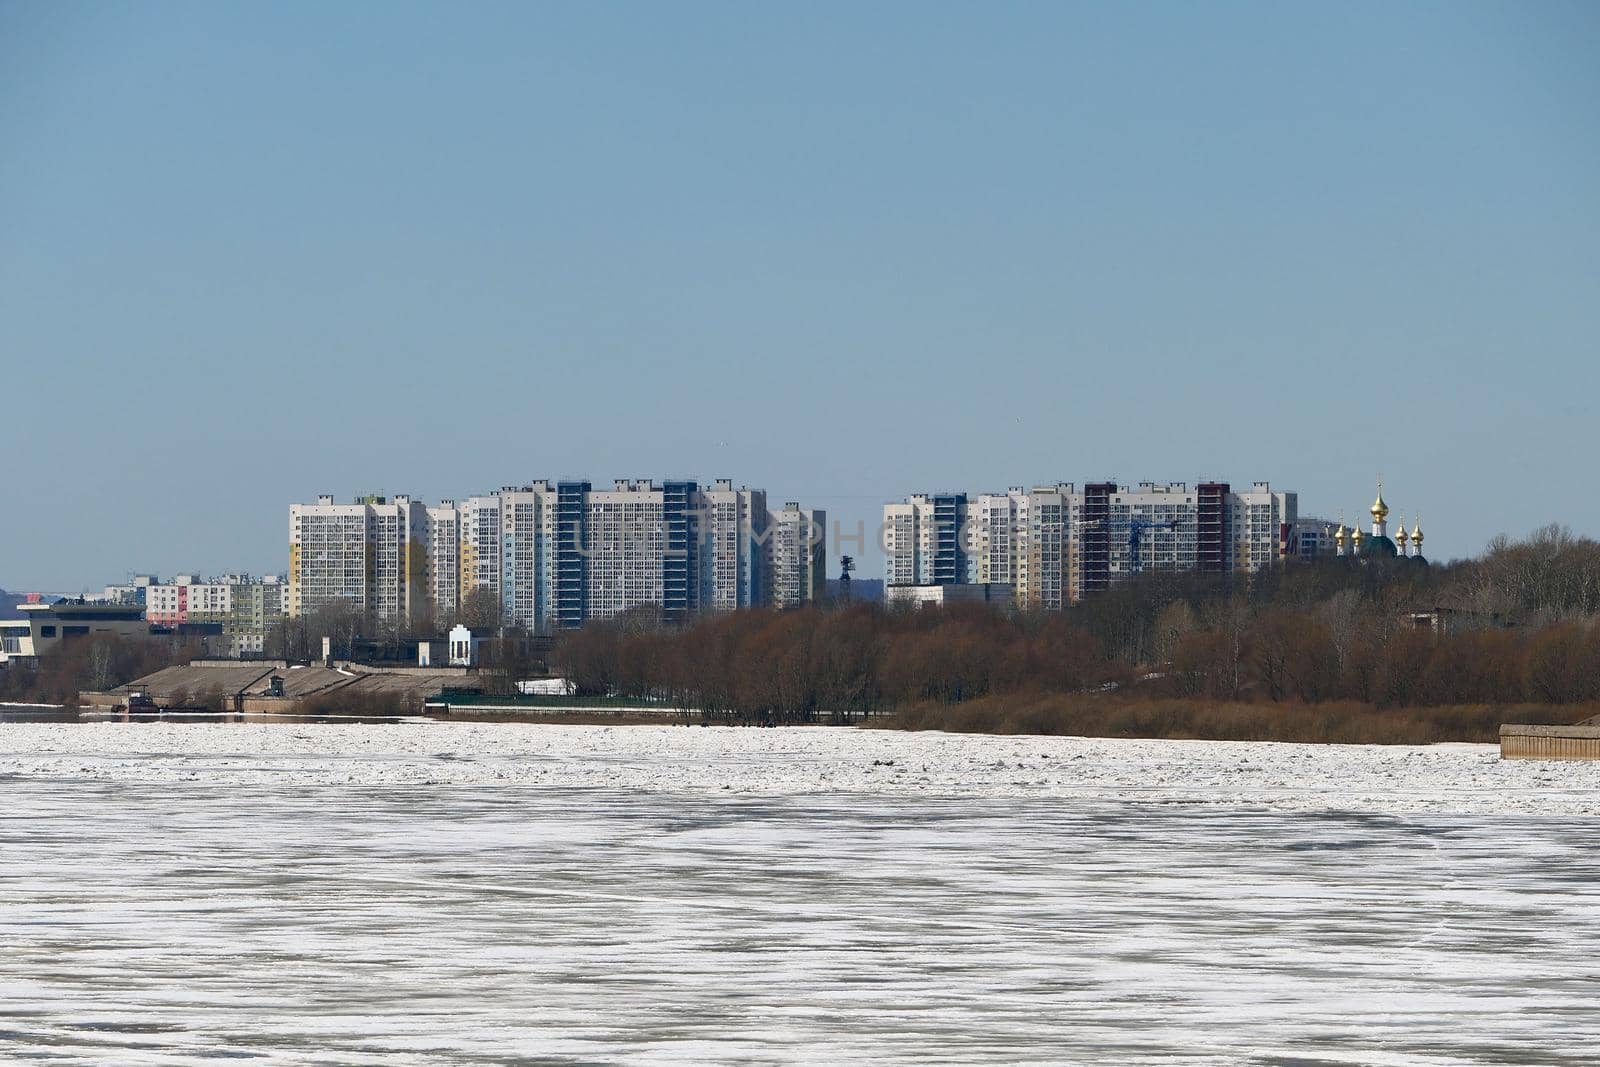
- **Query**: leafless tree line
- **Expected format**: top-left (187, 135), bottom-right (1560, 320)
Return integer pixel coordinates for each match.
top-left (549, 527), bottom-right (1600, 720)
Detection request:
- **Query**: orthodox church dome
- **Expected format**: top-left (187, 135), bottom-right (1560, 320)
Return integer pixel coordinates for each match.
top-left (1360, 534), bottom-right (1398, 558)
top-left (1334, 482), bottom-right (1426, 564)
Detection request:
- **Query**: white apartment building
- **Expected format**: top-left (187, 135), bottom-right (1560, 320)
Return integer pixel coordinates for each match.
top-left (288, 494), bottom-right (427, 621)
top-left (458, 494), bottom-right (502, 610)
top-left (290, 481), bottom-right (814, 632)
top-left (145, 575), bottom-right (231, 627)
top-left (426, 501), bottom-right (460, 617)
top-left (144, 580), bottom-right (186, 626)
top-left (882, 499), bottom-right (922, 587)
top-left (700, 480), bottom-right (769, 612)
top-left (367, 495), bottom-right (427, 621)
top-left (885, 479), bottom-right (1297, 606)
top-left (497, 482), bottom-right (557, 630)
top-left (488, 478), bottom-right (798, 630)
top-left (972, 493), bottom-right (1020, 588)
top-left (971, 485), bottom-right (1076, 611)
top-left (502, 479), bottom-right (751, 627)
top-left (883, 494), bottom-right (968, 587)
top-left (1231, 482), bottom-right (1297, 574)
top-left (1017, 486), bottom-right (1071, 610)
top-left (289, 497), bottom-right (367, 616)
top-left (886, 487), bottom-right (1071, 610)
top-left (1102, 482), bottom-right (1202, 581)
top-left (187, 579), bottom-right (233, 619)
top-left (769, 502), bottom-right (826, 608)
top-left (583, 480), bottom-right (670, 622)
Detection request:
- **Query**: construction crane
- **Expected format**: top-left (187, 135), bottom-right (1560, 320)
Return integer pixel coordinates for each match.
top-left (1126, 517), bottom-right (1182, 575)
top-left (1081, 517), bottom-right (1184, 576)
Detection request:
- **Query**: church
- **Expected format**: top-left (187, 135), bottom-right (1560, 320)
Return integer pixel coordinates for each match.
top-left (1333, 484), bottom-right (1426, 563)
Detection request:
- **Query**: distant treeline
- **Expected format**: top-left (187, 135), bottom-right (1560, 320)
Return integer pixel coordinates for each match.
top-left (0, 631), bottom-right (199, 707)
top-left (7, 525), bottom-right (1600, 741)
top-left (550, 526), bottom-right (1600, 736)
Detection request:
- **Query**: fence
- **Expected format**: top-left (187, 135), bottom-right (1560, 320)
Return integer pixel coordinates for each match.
top-left (1499, 724), bottom-right (1600, 760)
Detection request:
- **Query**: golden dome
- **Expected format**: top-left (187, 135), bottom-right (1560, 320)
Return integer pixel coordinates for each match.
top-left (1351, 527), bottom-right (1364, 546)
top-left (1411, 517), bottom-right (1424, 546)
top-left (1370, 483), bottom-right (1389, 521)
top-left (1395, 518), bottom-right (1408, 544)
top-left (1333, 518), bottom-right (1347, 544)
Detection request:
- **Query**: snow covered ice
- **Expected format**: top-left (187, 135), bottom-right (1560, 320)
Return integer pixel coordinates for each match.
top-left (1, 722), bottom-right (1597, 1064)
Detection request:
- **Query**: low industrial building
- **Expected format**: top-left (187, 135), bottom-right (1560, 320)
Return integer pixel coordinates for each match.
top-left (10, 600), bottom-right (151, 664)
top-left (0, 619), bottom-right (35, 667)
top-left (887, 583), bottom-right (1014, 610)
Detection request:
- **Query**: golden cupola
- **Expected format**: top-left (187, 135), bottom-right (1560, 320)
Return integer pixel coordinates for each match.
top-left (1370, 483), bottom-right (1390, 523)
top-left (1395, 517), bottom-right (1409, 546)
top-left (1411, 517), bottom-right (1424, 549)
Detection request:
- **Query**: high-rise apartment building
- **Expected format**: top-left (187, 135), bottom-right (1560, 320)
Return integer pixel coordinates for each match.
top-left (425, 501), bottom-right (460, 618)
top-left (458, 494), bottom-right (503, 610)
top-left (700, 480), bottom-right (770, 612)
top-left (562, 478), bottom-right (771, 627)
top-left (497, 482), bottom-right (557, 630)
top-left (1101, 482), bottom-right (1202, 584)
top-left (1011, 486), bottom-right (1072, 611)
top-left (885, 480), bottom-right (1297, 606)
top-left (966, 486), bottom-right (1074, 609)
top-left (288, 494), bottom-right (427, 621)
top-left (972, 493), bottom-right (1020, 588)
top-left (289, 497), bottom-right (369, 616)
top-left (886, 487), bottom-right (1071, 609)
top-left (1231, 482), bottom-right (1297, 574)
top-left (489, 478), bottom-right (799, 630)
top-left (770, 502), bottom-right (827, 608)
top-left (883, 493), bottom-right (969, 587)
top-left (290, 480), bottom-right (816, 631)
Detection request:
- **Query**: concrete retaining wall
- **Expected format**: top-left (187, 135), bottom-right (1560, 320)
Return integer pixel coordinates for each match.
top-left (333, 663), bottom-right (474, 677)
top-left (1499, 724), bottom-right (1600, 760)
top-left (239, 696), bottom-right (308, 714)
top-left (427, 702), bottom-right (686, 718)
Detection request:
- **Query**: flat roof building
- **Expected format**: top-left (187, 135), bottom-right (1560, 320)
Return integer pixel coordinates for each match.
top-left (887, 583), bottom-right (1014, 610)
top-left (11, 600), bottom-right (151, 662)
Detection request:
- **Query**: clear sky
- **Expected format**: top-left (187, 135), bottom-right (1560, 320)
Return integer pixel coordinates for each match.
top-left (3, 1), bottom-right (1597, 590)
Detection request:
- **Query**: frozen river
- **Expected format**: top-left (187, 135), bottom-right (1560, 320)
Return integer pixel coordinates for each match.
top-left (2, 723), bottom-right (1598, 1065)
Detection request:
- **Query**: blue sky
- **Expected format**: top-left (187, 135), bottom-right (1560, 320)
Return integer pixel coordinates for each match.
top-left (3, 1), bottom-right (1597, 588)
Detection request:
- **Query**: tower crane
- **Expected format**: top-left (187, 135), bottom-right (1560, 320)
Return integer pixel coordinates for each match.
top-left (1081, 516), bottom-right (1186, 576)
top-left (1126, 517), bottom-right (1183, 575)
